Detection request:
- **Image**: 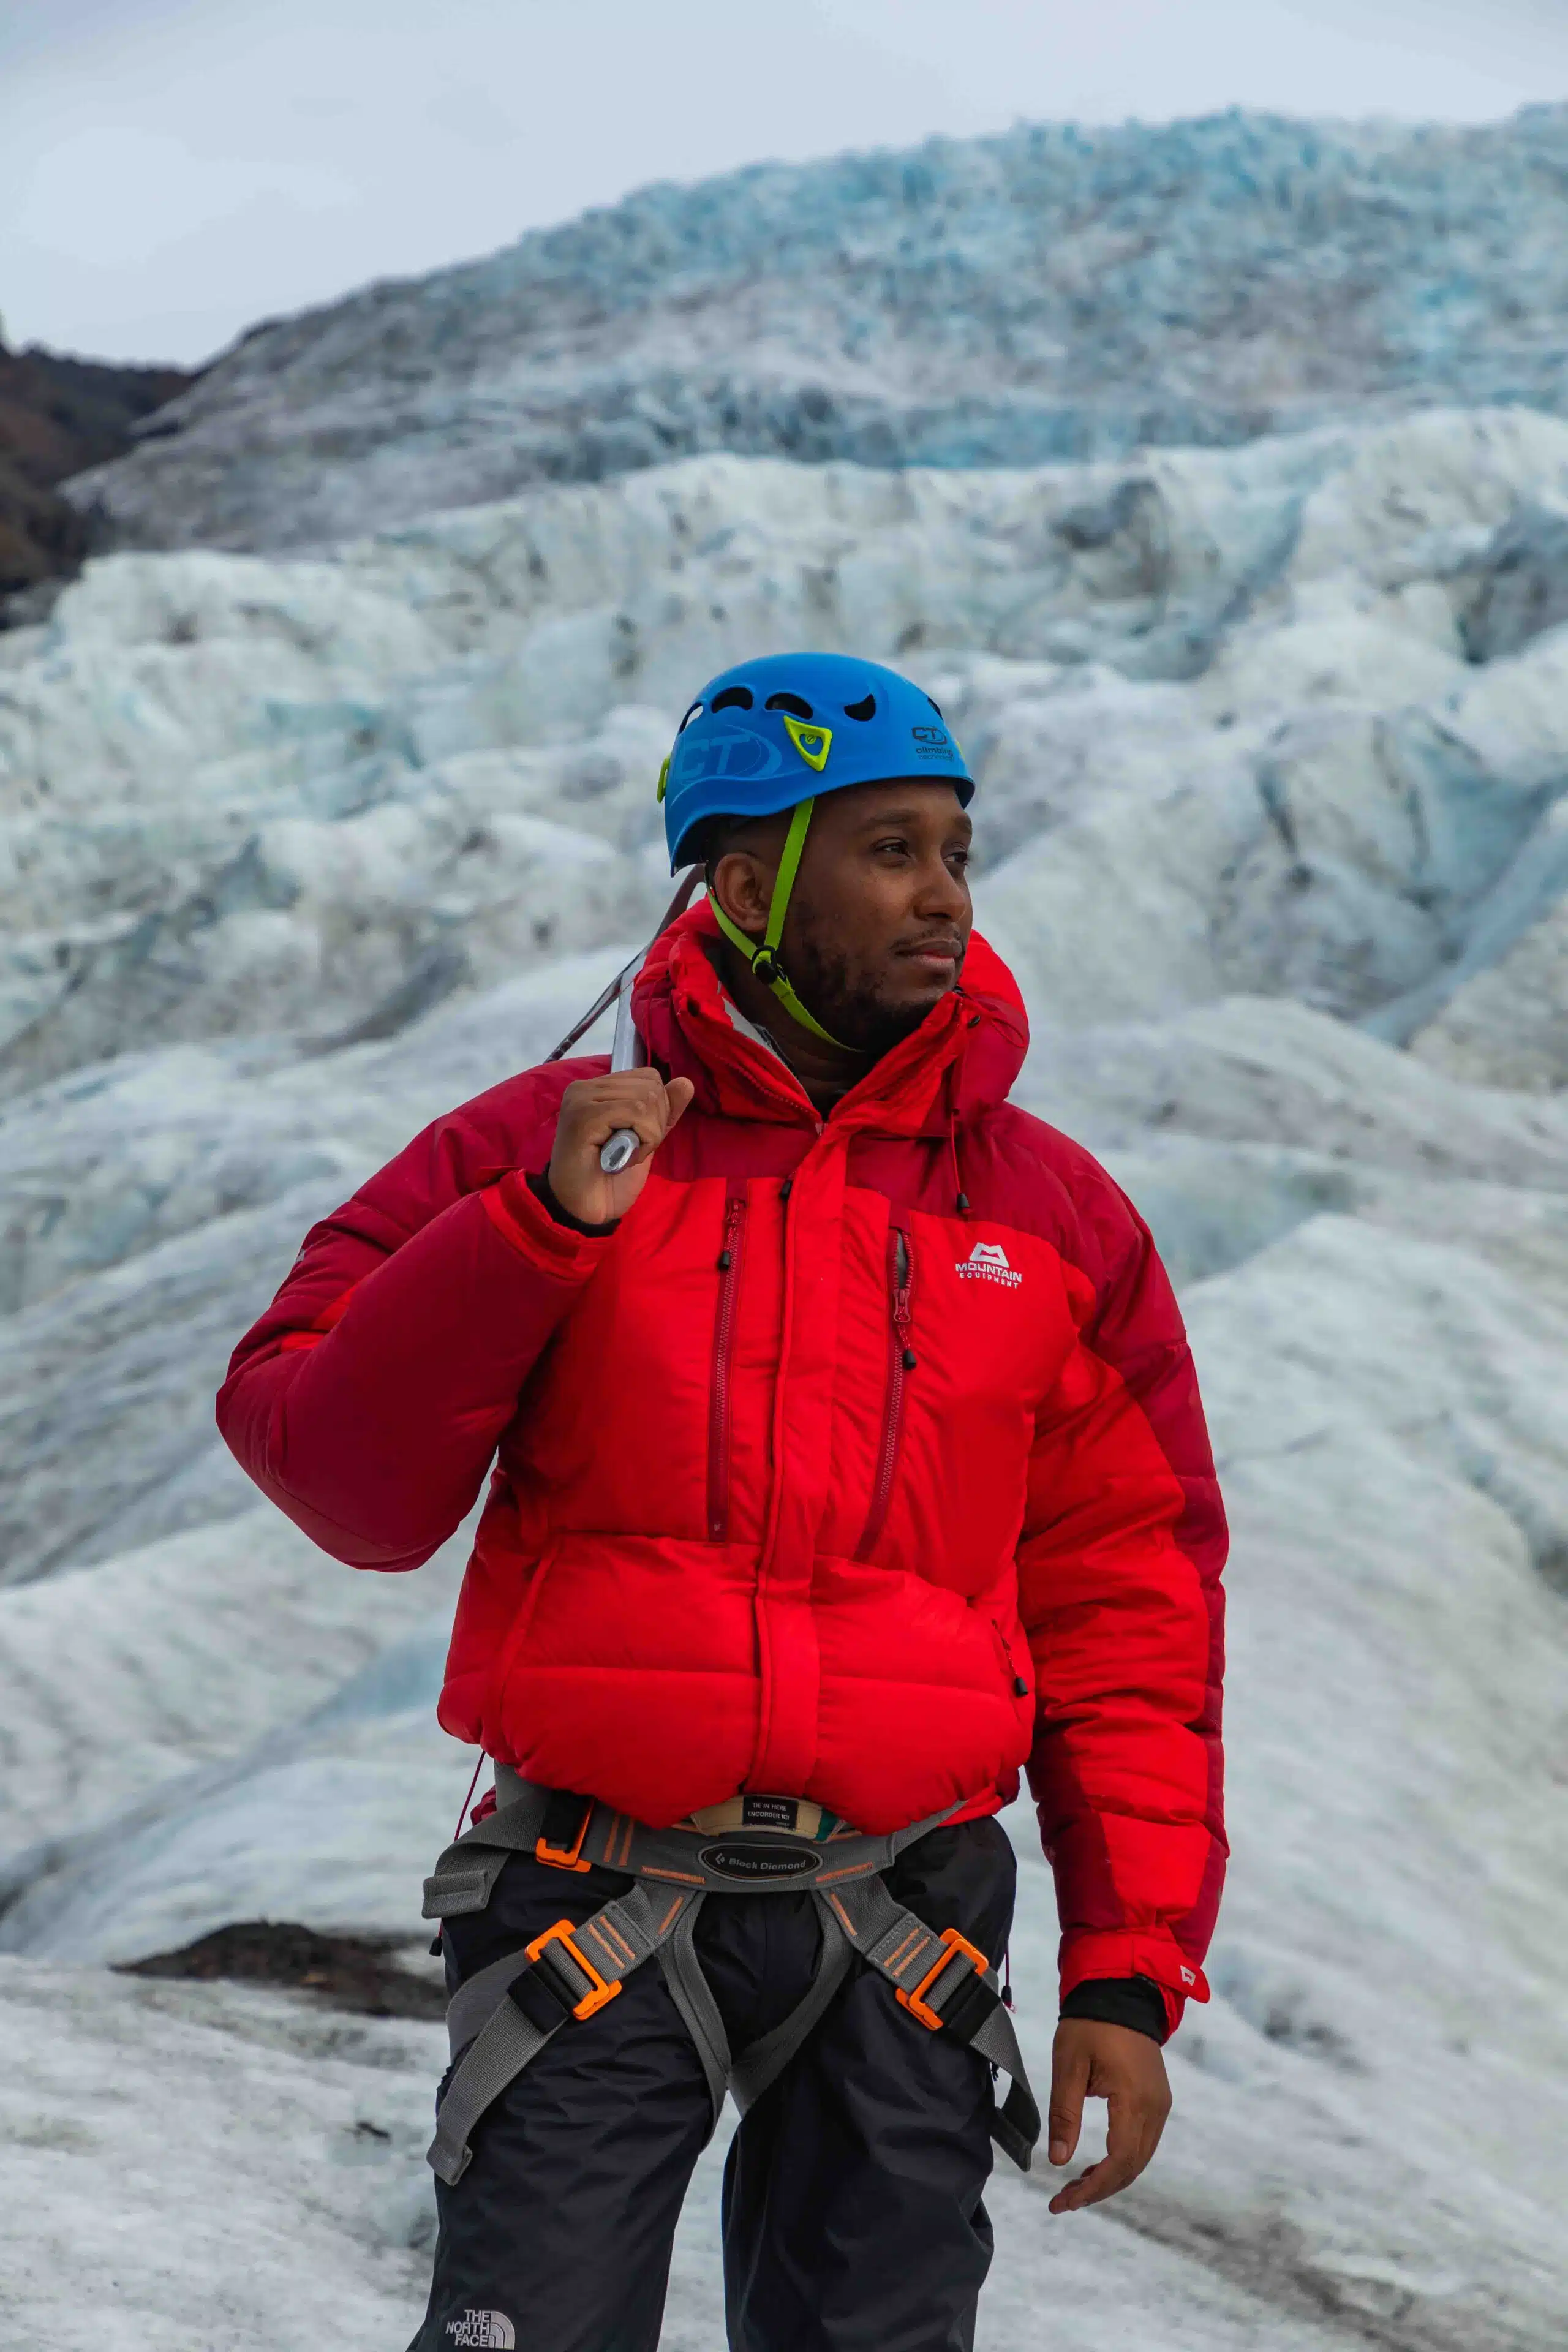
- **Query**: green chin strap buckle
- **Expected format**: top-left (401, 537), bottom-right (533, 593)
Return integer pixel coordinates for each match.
top-left (708, 798), bottom-right (848, 1050)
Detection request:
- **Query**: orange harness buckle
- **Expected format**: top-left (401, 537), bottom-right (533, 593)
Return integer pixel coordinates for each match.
top-left (535, 1801), bottom-right (594, 1873)
top-left (896, 1926), bottom-right (990, 2032)
top-left (524, 1919), bottom-right (624, 2021)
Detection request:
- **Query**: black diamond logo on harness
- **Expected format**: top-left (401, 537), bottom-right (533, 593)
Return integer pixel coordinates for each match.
top-left (699, 1839), bottom-right (823, 1881)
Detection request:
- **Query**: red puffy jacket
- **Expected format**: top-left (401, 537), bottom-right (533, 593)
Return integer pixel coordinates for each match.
top-left (218, 910), bottom-right (1227, 2027)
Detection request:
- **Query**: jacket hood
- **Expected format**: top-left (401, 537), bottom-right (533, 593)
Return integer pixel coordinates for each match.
top-left (634, 901), bottom-right (1028, 1137)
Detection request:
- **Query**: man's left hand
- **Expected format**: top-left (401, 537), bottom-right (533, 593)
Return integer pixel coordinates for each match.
top-left (1045, 2017), bottom-right (1172, 2214)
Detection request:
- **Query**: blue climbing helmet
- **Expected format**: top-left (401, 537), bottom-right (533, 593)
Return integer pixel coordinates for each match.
top-left (660, 650), bottom-right (972, 869)
top-left (657, 651), bottom-right (975, 1046)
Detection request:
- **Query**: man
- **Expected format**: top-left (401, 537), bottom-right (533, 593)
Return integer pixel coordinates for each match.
top-left (218, 652), bottom-right (1227, 2352)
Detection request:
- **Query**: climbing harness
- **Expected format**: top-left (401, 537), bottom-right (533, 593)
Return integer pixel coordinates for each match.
top-left (421, 1770), bottom-right (1041, 2188)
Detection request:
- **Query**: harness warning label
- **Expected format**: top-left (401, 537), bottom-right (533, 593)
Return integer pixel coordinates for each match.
top-left (742, 1795), bottom-right (800, 1831)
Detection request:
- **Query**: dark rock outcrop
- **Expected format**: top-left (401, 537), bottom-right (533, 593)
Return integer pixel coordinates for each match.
top-left (0, 339), bottom-right (193, 617)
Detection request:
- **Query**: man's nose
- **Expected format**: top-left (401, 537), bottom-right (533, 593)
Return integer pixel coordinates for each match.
top-left (914, 851), bottom-right (970, 918)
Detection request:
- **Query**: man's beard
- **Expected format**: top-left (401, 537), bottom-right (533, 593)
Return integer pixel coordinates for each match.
top-left (786, 929), bottom-right (962, 1059)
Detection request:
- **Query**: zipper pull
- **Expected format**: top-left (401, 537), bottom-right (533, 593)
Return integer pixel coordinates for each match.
top-left (894, 1229), bottom-right (916, 1369)
top-left (993, 1619), bottom-right (1030, 1698)
top-left (718, 1197), bottom-right (743, 1270)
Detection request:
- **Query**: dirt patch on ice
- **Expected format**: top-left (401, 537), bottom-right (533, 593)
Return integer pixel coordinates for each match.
top-left (117, 1920), bottom-right (447, 2019)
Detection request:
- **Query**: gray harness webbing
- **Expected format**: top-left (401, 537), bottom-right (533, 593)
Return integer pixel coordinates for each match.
top-left (421, 1774), bottom-right (1041, 2187)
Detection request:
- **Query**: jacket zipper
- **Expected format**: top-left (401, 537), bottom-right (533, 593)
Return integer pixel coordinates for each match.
top-left (856, 1221), bottom-right (915, 1560)
top-left (707, 1186), bottom-right (748, 1542)
top-left (992, 1618), bottom-right (1030, 1699)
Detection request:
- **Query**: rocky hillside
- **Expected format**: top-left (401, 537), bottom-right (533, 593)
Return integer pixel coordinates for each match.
top-left (0, 339), bottom-right (192, 615)
top-left (64, 105), bottom-right (1568, 555)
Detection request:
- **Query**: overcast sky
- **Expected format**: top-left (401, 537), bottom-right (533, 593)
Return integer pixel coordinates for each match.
top-left (2, 0), bottom-right (1564, 368)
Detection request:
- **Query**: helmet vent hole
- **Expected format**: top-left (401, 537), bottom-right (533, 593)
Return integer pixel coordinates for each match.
top-left (764, 692), bottom-right (814, 719)
top-left (926, 696), bottom-right (944, 718)
top-left (677, 701), bottom-right (704, 732)
top-left (843, 693), bottom-right (876, 720)
top-left (711, 685), bottom-right (754, 712)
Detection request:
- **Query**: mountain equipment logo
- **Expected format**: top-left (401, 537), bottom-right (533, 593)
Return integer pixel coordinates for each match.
top-left (445, 2313), bottom-right (516, 2348)
top-left (956, 1240), bottom-right (1021, 1289)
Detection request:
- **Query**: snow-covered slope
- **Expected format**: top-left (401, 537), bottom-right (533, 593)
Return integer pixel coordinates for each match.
top-left (2, 390), bottom-right (1567, 2349)
top-left (64, 107), bottom-right (1568, 555)
top-left (10, 1958), bottom-right (1502, 2352)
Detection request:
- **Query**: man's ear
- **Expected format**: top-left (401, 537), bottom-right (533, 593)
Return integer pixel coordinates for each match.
top-left (710, 850), bottom-right (773, 943)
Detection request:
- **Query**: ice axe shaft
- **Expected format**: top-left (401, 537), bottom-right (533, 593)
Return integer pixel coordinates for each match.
top-left (537, 867), bottom-right (700, 1176)
top-left (600, 957), bottom-right (649, 1173)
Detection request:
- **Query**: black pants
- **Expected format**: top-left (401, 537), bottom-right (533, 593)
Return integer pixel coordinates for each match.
top-left (408, 1819), bottom-right (1017, 2352)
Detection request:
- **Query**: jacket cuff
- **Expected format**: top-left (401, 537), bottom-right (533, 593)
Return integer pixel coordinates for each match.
top-left (480, 1168), bottom-right (617, 1278)
top-left (524, 1167), bottom-right (621, 1238)
top-left (1060, 1975), bottom-right (1168, 2043)
top-left (1059, 1929), bottom-right (1210, 2040)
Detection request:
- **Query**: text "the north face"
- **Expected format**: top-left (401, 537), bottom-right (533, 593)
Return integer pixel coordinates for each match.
top-left (446, 2315), bottom-right (516, 2349)
top-left (956, 1240), bottom-right (1021, 1287)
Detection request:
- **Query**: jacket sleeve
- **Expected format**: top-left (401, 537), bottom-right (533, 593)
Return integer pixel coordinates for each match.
top-left (1016, 1166), bottom-right (1227, 2037)
top-left (216, 1076), bottom-right (614, 1572)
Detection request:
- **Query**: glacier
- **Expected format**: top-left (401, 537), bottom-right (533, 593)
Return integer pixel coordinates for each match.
top-left (61, 106), bottom-right (1568, 558)
top-left (1, 349), bottom-right (1567, 2343)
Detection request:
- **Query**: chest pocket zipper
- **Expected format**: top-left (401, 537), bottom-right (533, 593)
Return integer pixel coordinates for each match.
top-left (992, 1619), bottom-right (1030, 1699)
top-left (707, 1186), bottom-right (747, 1542)
top-left (856, 1221), bottom-right (915, 1561)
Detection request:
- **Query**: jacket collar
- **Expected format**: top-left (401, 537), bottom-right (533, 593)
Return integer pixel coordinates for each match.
top-left (633, 902), bottom-right (1028, 1138)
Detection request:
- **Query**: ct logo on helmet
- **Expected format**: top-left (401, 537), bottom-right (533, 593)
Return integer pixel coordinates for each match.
top-left (676, 727), bottom-right (783, 784)
top-left (911, 723), bottom-right (956, 761)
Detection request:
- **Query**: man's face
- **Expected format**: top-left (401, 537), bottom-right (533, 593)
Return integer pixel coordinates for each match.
top-left (714, 780), bottom-right (973, 1057)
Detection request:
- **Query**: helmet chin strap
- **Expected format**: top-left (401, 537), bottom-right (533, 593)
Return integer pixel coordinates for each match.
top-left (707, 797), bottom-right (850, 1051)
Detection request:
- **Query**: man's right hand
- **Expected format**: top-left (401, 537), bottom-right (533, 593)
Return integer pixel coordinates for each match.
top-left (548, 1071), bottom-right (695, 1226)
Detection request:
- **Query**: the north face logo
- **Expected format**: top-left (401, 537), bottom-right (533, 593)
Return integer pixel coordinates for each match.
top-left (446, 2314), bottom-right (516, 2349)
top-left (956, 1240), bottom-right (1021, 1288)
